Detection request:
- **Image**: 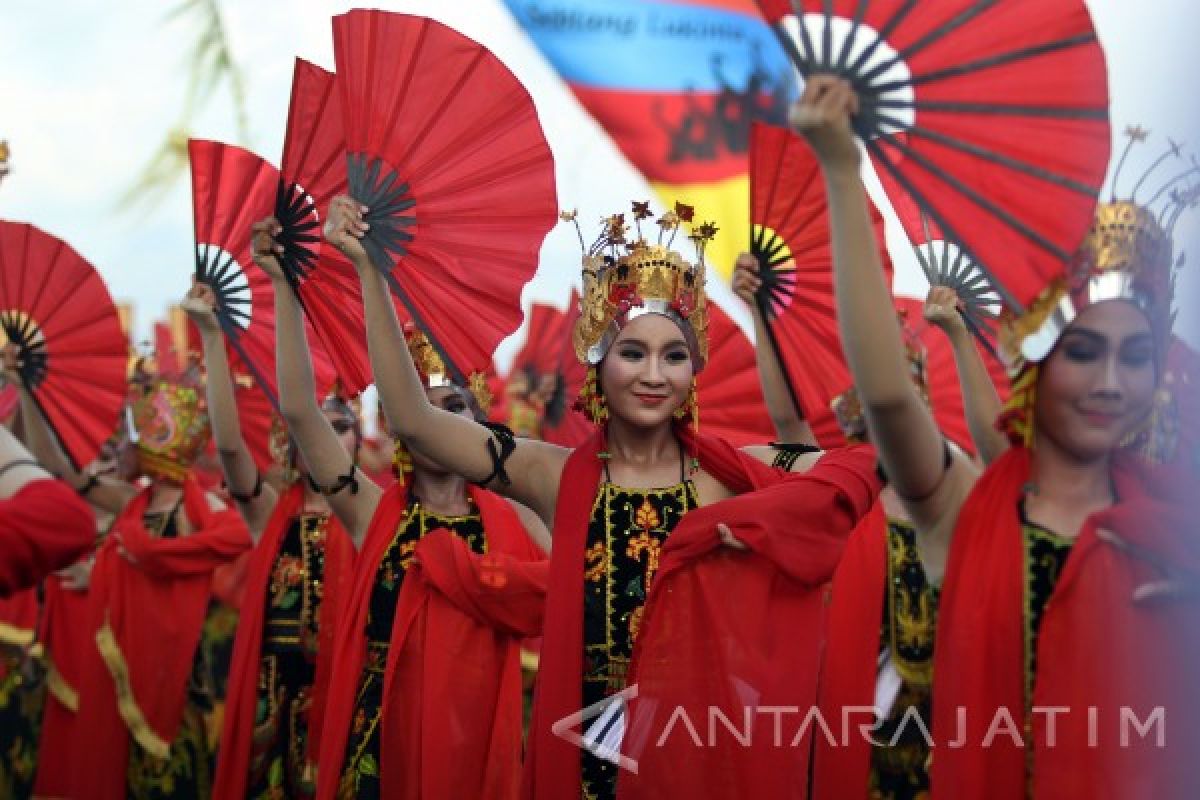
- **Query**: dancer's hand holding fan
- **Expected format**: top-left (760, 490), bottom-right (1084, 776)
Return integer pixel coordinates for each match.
top-left (755, 0), bottom-right (1111, 310)
top-left (0, 221), bottom-right (127, 468)
top-left (188, 139), bottom-right (337, 412)
top-left (272, 58), bottom-right (374, 396)
top-left (746, 122), bottom-right (892, 448)
top-left (331, 10), bottom-right (558, 384)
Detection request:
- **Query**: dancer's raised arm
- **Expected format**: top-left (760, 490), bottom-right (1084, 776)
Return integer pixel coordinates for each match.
top-left (183, 280), bottom-right (277, 540)
top-left (325, 196), bottom-right (568, 525)
top-left (923, 286), bottom-right (1009, 465)
top-left (3, 344), bottom-right (135, 513)
top-left (732, 253), bottom-right (816, 445)
top-left (791, 77), bottom-right (976, 579)
top-left (252, 218), bottom-right (381, 545)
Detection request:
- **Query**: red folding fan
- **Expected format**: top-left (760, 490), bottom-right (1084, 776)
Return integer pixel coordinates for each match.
top-left (748, 123), bottom-right (893, 448)
top-left (698, 302), bottom-right (776, 447)
top-left (0, 221), bottom-right (127, 467)
top-left (755, 0), bottom-right (1111, 310)
top-left (188, 139), bottom-right (336, 411)
top-left (332, 10), bottom-right (558, 384)
top-left (543, 290), bottom-right (592, 448)
top-left (893, 295), bottom-right (1010, 456)
top-left (275, 58), bottom-right (373, 396)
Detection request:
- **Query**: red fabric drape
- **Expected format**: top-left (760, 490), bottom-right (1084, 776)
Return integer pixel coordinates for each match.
top-left (932, 448), bottom-right (1200, 799)
top-left (379, 527), bottom-right (548, 798)
top-left (0, 479), bottom-right (94, 596)
top-left (809, 505), bottom-right (889, 800)
top-left (32, 574), bottom-right (93, 797)
top-left (213, 483), bottom-right (355, 798)
top-left (316, 483), bottom-right (540, 799)
top-left (73, 476), bottom-right (251, 800)
top-left (523, 427), bottom-right (881, 799)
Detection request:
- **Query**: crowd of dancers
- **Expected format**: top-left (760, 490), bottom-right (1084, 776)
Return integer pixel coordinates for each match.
top-left (1, 5), bottom-right (1198, 800)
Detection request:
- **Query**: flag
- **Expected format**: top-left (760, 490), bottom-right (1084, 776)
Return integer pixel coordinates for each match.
top-left (504, 0), bottom-right (794, 278)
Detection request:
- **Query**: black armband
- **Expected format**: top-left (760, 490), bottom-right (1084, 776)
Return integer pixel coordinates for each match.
top-left (306, 467), bottom-right (360, 497)
top-left (229, 472), bottom-right (264, 504)
top-left (768, 442), bottom-right (822, 471)
top-left (474, 422), bottom-right (517, 487)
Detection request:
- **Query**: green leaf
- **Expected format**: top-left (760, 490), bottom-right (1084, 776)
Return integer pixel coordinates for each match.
top-left (359, 753), bottom-right (379, 777)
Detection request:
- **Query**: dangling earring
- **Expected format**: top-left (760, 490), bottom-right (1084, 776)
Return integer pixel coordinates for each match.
top-left (392, 439), bottom-right (414, 487)
top-left (673, 378), bottom-right (701, 473)
top-left (575, 366), bottom-right (608, 425)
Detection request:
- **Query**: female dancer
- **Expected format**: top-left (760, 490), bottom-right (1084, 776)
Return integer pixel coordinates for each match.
top-left (184, 280), bottom-right (357, 799)
top-left (248, 217), bottom-right (548, 800)
top-left (11, 342), bottom-right (250, 799)
top-left (324, 195), bottom-right (882, 798)
top-left (795, 75), bottom-right (1198, 798)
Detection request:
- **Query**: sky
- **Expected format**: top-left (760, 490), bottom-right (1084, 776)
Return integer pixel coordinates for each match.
top-left (1, 0), bottom-right (1198, 376)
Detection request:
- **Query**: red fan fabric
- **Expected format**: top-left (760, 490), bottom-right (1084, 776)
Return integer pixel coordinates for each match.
top-left (754, 0), bottom-right (1111, 310)
top-left (522, 426), bottom-right (881, 799)
top-left (73, 476), bottom-right (251, 800)
top-left (315, 482), bottom-right (543, 800)
top-left (544, 290), bottom-right (592, 448)
top-left (32, 572), bottom-right (94, 797)
top-left (0, 479), bottom-right (94, 596)
top-left (188, 139), bottom-right (337, 408)
top-left (0, 221), bottom-right (128, 467)
top-left (892, 295), bottom-right (1010, 456)
top-left (932, 447), bottom-right (1200, 799)
top-left (279, 58), bottom-right (374, 396)
top-left (214, 483), bottom-right (355, 798)
top-left (748, 124), bottom-right (893, 448)
top-left (332, 10), bottom-right (558, 381)
top-left (697, 301), bottom-right (776, 446)
top-left (378, 530), bottom-right (548, 799)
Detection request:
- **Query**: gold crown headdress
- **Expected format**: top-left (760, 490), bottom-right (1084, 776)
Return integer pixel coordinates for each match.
top-left (1004, 127), bottom-right (1198, 364)
top-left (131, 372), bottom-right (211, 484)
top-left (405, 325), bottom-right (493, 415)
top-left (567, 201), bottom-right (716, 370)
top-left (832, 309), bottom-right (930, 441)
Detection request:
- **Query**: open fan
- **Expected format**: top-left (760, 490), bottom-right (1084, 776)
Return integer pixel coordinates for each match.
top-left (755, 0), bottom-right (1111, 310)
top-left (698, 302), bottom-right (776, 447)
top-left (0, 221), bottom-right (127, 467)
top-left (188, 139), bottom-right (336, 411)
top-left (543, 290), bottom-right (592, 448)
top-left (748, 122), bottom-right (892, 448)
top-left (275, 58), bottom-right (373, 396)
top-left (503, 298), bottom-right (590, 446)
top-left (332, 10), bottom-right (558, 385)
top-left (893, 295), bottom-right (1009, 456)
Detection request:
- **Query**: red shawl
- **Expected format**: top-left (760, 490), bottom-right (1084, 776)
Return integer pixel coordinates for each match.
top-left (32, 573), bottom-right (93, 798)
top-left (523, 428), bottom-right (881, 799)
top-left (0, 479), bottom-right (94, 596)
top-left (316, 482), bottom-right (541, 799)
top-left (213, 483), bottom-right (355, 798)
top-left (73, 475), bottom-right (251, 800)
top-left (932, 447), bottom-right (1200, 799)
top-left (810, 503), bottom-right (889, 800)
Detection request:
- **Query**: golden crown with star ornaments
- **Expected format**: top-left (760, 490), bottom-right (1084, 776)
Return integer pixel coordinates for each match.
top-left (563, 202), bottom-right (717, 426)
top-left (998, 127), bottom-right (1198, 458)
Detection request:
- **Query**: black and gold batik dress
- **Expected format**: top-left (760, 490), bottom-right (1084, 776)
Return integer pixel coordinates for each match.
top-left (126, 507), bottom-right (215, 800)
top-left (581, 463), bottom-right (699, 800)
top-left (869, 519), bottom-right (939, 800)
top-left (337, 498), bottom-right (487, 800)
top-left (247, 512), bottom-right (331, 799)
top-left (0, 595), bottom-right (46, 798)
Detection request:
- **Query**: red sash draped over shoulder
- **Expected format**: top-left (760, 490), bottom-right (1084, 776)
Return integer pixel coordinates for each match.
top-left (213, 483), bottom-right (355, 798)
top-left (810, 503), bottom-right (889, 800)
top-left (316, 482), bottom-right (543, 800)
top-left (523, 428), bottom-right (881, 800)
top-left (932, 447), bottom-right (1200, 800)
top-left (73, 475), bottom-right (251, 800)
top-left (0, 478), bottom-right (94, 596)
top-left (32, 573), bottom-right (94, 798)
